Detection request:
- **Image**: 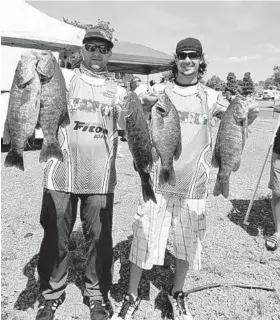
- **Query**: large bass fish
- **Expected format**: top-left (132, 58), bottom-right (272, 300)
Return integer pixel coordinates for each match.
top-left (36, 51), bottom-right (69, 163)
top-left (4, 52), bottom-right (42, 171)
top-left (123, 92), bottom-right (157, 203)
top-left (4, 51), bottom-right (69, 170)
top-left (150, 94), bottom-right (182, 186)
top-left (212, 96), bottom-right (249, 198)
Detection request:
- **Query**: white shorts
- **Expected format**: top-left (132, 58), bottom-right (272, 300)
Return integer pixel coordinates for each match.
top-left (129, 193), bottom-right (207, 270)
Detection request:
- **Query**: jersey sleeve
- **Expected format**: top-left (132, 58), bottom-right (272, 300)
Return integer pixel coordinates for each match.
top-left (61, 68), bottom-right (75, 91)
top-left (115, 86), bottom-right (128, 129)
top-left (208, 90), bottom-right (229, 118)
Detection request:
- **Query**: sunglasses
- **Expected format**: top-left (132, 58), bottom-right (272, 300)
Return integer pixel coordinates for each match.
top-left (177, 52), bottom-right (201, 60)
top-left (84, 43), bottom-right (111, 54)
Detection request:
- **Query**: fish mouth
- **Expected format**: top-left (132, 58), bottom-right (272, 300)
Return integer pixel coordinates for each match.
top-left (237, 117), bottom-right (247, 126)
top-left (156, 106), bottom-right (168, 117)
top-left (17, 78), bottom-right (34, 89)
top-left (40, 75), bottom-right (51, 85)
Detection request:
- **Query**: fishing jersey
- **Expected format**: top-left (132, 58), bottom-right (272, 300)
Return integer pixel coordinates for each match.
top-left (152, 82), bottom-right (228, 198)
top-left (43, 68), bottom-right (126, 194)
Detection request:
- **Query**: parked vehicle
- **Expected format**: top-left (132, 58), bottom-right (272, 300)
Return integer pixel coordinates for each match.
top-left (263, 89), bottom-right (280, 100)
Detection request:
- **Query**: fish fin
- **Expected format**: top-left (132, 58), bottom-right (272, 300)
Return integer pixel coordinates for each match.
top-left (20, 88), bottom-right (32, 105)
top-left (141, 173), bottom-right (157, 204)
top-left (152, 146), bottom-right (159, 162)
top-left (211, 152), bottom-right (219, 168)
top-left (60, 111), bottom-right (71, 128)
top-left (4, 150), bottom-right (24, 171)
top-left (221, 182), bottom-right (229, 198)
top-left (213, 177), bottom-right (229, 198)
top-left (26, 131), bottom-right (36, 149)
top-left (133, 161), bottom-right (138, 172)
top-left (233, 161), bottom-right (241, 172)
top-left (3, 120), bottom-right (11, 144)
top-left (174, 138), bottom-right (182, 161)
top-left (39, 141), bottom-right (63, 163)
top-left (159, 167), bottom-right (176, 186)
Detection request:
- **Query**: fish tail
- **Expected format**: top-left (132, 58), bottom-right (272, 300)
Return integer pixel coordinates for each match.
top-left (159, 166), bottom-right (176, 186)
top-left (213, 176), bottom-right (229, 198)
top-left (141, 173), bottom-right (157, 204)
top-left (4, 150), bottom-right (24, 171)
top-left (39, 141), bottom-right (63, 163)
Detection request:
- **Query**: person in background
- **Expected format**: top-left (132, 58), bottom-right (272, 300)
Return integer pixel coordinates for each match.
top-left (130, 76), bottom-right (141, 92)
top-left (115, 37), bottom-right (259, 320)
top-left (35, 21), bottom-right (127, 320)
top-left (130, 76), bottom-right (148, 99)
top-left (149, 80), bottom-right (156, 88)
top-left (266, 125), bottom-right (280, 251)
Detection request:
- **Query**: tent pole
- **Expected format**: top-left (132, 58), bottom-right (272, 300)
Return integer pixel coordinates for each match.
top-left (147, 74), bottom-right (149, 91)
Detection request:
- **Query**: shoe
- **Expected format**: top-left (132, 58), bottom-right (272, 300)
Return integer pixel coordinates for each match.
top-left (88, 299), bottom-right (111, 320)
top-left (35, 292), bottom-right (66, 320)
top-left (115, 293), bottom-right (141, 320)
top-left (167, 291), bottom-right (193, 320)
top-left (265, 233), bottom-right (280, 251)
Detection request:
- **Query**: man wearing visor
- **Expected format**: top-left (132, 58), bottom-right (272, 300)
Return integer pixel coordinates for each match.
top-left (35, 22), bottom-right (127, 320)
top-left (115, 38), bottom-right (259, 320)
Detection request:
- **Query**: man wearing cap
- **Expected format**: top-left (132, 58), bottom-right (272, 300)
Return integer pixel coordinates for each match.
top-left (114, 38), bottom-right (259, 320)
top-left (130, 76), bottom-right (148, 100)
top-left (35, 21), bottom-right (127, 320)
top-left (130, 76), bottom-right (141, 92)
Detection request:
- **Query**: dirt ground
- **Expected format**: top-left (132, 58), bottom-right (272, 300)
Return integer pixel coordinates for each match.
top-left (1, 106), bottom-right (280, 320)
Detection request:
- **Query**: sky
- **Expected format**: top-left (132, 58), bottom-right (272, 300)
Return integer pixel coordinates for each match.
top-left (23, 1), bottom-right (280, 82)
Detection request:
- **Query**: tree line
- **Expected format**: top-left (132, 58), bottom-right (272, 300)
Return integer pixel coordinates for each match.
top-left (206, 66), bottom-right (280, 96)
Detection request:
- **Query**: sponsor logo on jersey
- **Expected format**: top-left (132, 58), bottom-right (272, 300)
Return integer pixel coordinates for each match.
top-left (73, 121), bottom-right (108, 138)
top-left (178, 111), bottom-right (207, 125)
top-left (69, 98), bottom-right (114, 117)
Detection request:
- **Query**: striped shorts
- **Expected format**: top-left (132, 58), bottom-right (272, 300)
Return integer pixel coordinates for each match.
top-left (129, 193), bottom-right (207, 270)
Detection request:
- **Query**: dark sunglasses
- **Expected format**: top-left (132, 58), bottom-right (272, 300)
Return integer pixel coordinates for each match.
top-left (84, 43), bottom-right (111, 54)
top-left (177, 52), bottom-right (201, 60)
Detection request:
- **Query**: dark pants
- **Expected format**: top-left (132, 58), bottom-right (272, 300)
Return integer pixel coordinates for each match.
top-left (37, 189), bottom-right (114, 301)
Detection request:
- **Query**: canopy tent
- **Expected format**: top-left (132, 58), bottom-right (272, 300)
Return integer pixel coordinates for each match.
top-left (2, 1), bottom-right (173, 76)
top-left (62, 41), bottom-right (173, 75)
top-left (109, 41), bottom-right (173, 74)
top-left (1, 0), bottom-right (84, 54)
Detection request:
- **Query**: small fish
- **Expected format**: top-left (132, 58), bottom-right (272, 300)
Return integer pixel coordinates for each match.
top-left (4, 52), bottom-right (41, 171)
top-left (150, 94), bottom-right (182, 186)
top-left (36, 51), bottom-right (70, 163)
top-left (123, 92), bottom-right (156, 203)
top-left (212, 96), bottom-right (248, 198)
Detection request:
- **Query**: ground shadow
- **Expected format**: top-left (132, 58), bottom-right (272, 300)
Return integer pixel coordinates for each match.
top-left (14, 229), bottom-right (87, 311)
top-left (15, 230), bottom-right (175, 318)
top-left (111, 236), bottom-right (175, 318)
top-left (13, 254), bottom-right (42, 311)
top-left (228, 198), bottom-right (275, 237)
